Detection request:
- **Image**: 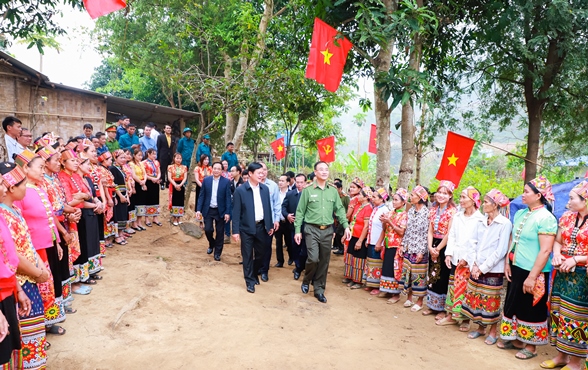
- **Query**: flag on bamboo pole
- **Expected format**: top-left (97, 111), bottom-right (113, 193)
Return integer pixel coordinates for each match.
top-left (270, 137), bottom-right (286, 161)
top-left (305, 18), bottom-right (353, 93)
top-left (83, 0), bottom-right (127, 19)
top-left (316, 136), bottom-right (336, 163)
top-left (368, 124), bottom-right (377, 154)
top-left (435, 131), bottom-right (476, 187)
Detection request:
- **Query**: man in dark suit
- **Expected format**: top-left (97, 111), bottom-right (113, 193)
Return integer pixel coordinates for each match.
top-left (281, 173), bottom-right (307, 280)
top-left (156, 124), bottom-right (177, 189)
top-left (196, 162), bottom-right (231, 261)
top-left (232, 162), bottom-right (279, 293)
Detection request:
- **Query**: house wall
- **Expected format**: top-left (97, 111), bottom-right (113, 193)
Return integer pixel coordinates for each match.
top-left (0, 63), bottom-right (106, 160)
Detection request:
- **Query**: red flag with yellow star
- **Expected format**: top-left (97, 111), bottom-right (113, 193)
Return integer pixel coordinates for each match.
top-left (316, 136), bottom-right (336, 163)
top-left (368, 124), bottom-right (377, 154)
top-left (270, 137), bottom-right (286, 161)
top-left (435, 132), bottom-right (476, 187)
top-left (305, 18), bottom-right (353, 93)
top-left (83, 0), bottom-right (126, 19)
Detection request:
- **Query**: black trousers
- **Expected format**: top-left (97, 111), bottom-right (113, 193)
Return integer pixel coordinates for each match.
top-left (160, 158), bottom-right (171, 186)
top-left (291, 224), bottom-right (307, 273)
top-left (204, 208), bottom-right (225, 257)
top-left (333, 224), bottom-right (345, 252)
top-left (261, 220), bottom-right (291, 271)
top-left (241, 223), bottom-right (272, 287)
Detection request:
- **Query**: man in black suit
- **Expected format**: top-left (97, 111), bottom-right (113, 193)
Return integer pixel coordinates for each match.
top-left (281, 173), bottom-right (307, 280)
top-left (196, 162), bottom-right (231, 261)
top-left (156, 124), bottom-right (177, 189)
top-left (232, 162), bottom-right (279, 293)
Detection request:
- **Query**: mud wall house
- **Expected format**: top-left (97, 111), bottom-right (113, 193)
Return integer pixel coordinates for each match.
top-left (0, 52), bottom-right (198, 162)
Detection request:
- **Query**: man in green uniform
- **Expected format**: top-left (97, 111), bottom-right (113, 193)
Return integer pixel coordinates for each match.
top-left (294, 161), bottom-right (350, 303)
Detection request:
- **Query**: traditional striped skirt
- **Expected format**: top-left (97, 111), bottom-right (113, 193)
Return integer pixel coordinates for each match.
top-left (344, 237), bottom-right (366, 284)
top-left (380, 247), bottom-right (403, 294)
top-left (500, 264), bottom-right (549, 345)
top-left (549, 266), bottom-right (588, 358)
top-left (426, 238), bottom-right (450, 311)
top-left (462, 272), bottom-right (504, 326)
top-left (364, 244), bottom-right (383, 288)
top-left (445, 264), bottom-right (470, 318)
top-left (401, 252), bottom-right (428, 298)
top-left (17, 282), bottom-right (47, 370)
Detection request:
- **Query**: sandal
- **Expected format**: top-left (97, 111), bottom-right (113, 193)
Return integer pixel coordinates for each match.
top-left (45, 342), bottom-right (51, 351)
top-left (540, 360), bottom-right (569, 369)
top-left (64, 306), bottom-right (77, 314)
top-left (459, 322), bottom-right (470, 332)
top-left (350, 283), bottom-right (363, 289)
top-left (403, 300), bottom-right (414, 308)
top-left (105, 243), bottom-right (114, 248)
top-left (485, 335), bottom-right (498, 345)
top-left (114, 239), bottom-right (127, 245)
top-left (421, 308), bottom-right (436, 316)
top-left (154, 221), bottom-right (162, 226)
top-left (90, 274), bottom-right (103, 280)
top-left (434, 312), bottom-right (446, 321)
top-left (81, 279), bottom-right (97, 285)
top-left (515, 348), bottom-right (538, 360)
top-left (410, 304), bottom-right (423, 312)
top-left (342, 278), bottom-right (352, 284)
top-left (145, 223), bottom-right (153, 227)
top-left (387, 297), bottom-right (401, 304)
top-left (369, 289), bottom-right (381, 296)
top-left (498, 340), bottom-right (524, 350)
top-left (468, 331), bottom-right (484, 339)
top-left (46, 325), bottom-right (66, 335)
top-left (436, 317), bottom-right (457, 326)
top-left (72, 287), bottom-right (91, 295)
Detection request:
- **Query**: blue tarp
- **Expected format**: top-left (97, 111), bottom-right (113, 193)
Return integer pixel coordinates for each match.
top-left (509, 178), bottom-right (586, 223)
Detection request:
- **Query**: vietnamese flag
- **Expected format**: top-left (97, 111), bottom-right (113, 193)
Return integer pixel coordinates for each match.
top-left (435, 132), bottom-right (476, 187)
top-left (316, 136), bottom-right (336, 163)
top-left (83, 0), bottom-right (127, 19)
top-left (368, 124), bottom-right (377, 154)
top-left (270, 137), bottom-right (286, 161)
top-left (305, 18), bottom-right (353, 93)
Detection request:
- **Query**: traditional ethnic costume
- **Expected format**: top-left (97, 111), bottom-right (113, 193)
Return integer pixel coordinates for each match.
top-left (426, 182), bottom-right (457, 311)
top-left (0, 197), bottom-right (47, 370)
top-left (109, 161), bottom-right (129, 232)
top-left (463, 189), bottom-right (511, 327)
top-left (500, 176), bottom-right (557, 346)
top-left (194, 164), bottom-right (211, 208)
top-left (401, 186), bottom-right (430, 298)
top-left (142, 158), bottom-right (161, 217)
top-left (168, 164), bottom-right (188, 217)
top-left (97, 158), bottom-right (118, 242)
top-left (343, 200), bottom-right (372, 284)
top-left (123, 163), bottom-right (137, 224)
top-left (129, 161), bottom-right (147, 218)
top-left (364, 190), bottom-right (389, 288)
top-left (549, 184), bottom-right (588, 358)
top-left (379, 190), bottom-right (408, 294)
top-left (88, 163), bottom-right (106, 258)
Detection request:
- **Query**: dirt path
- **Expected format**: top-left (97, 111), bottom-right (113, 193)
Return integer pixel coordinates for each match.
top-left (47, 199), bottom-right (555, 369)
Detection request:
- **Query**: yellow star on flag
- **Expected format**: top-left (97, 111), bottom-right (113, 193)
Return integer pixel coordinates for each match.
top-left (321, 48), bottom-right (333, 65)
top-left (277, 145), bottom-right (283, 152)
top-left (447, 153), bottom-right (458, 166)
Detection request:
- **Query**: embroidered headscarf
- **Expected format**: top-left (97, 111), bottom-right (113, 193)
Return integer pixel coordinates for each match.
top-left (571, 180), bottom-right (588, 200)
top-left (14, 149), bottom-right (37, 167)
top-left (528, 175), bottom-right (555, 202)
top-left (413, 185), bottom-right (429, 202)
top-left (375, 187), bottom-right (389, 201)
top-left (2, 163), bottom-right (26, 187)
top-left (486, 188), bottom-right (511, 218)
top-left (464, 186), bottom-right (481, 208)
top-left (352, 177), bottom-right (365, 188)
top-left (438, 180), bottom-right (456, 194)
top-left (395, 188), bottom-right (408, 202)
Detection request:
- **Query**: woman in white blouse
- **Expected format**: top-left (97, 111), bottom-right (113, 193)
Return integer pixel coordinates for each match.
top-left (436, 187), bottom-right (486, 329)
top-left (462, 189), bottom-right (512, 345)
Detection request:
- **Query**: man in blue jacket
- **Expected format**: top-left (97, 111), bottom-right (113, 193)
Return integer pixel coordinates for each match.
top-left (195, 134), bottom-right (211, 164)
top-left (196, 162), bottom-right (232, 261)
top-left (118, 123), bottom-right (140, 151)
top-left (177, 127), bottom-right (195, 167)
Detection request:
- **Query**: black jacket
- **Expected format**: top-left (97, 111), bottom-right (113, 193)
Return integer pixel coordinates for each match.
top-left (156, 134), bottom-right (177, 162)
top-left (232, 181), bottom-right (273, 235)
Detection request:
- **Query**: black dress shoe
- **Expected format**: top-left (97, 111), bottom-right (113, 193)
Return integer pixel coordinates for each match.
top-left (301, 283), bottom-right (309, 294)
top-left (214, 255), bottom-right (221, 261)
top-left (293, 271), bottom-right (301, 280)
top-left (274, 262), bottom-right (284, 268)
top-left (287, 259), bottom-right (293, 266)
top-left (261, 273), bottom-right (269, 282)
top-left (247, 285), bottom-right (255, 293)
top-left (314, 293), bottom-right (327, 303)
top-left (239, 261), bottom-right (243, 265)
top-left (160, 184), bottom-right (165, 190)
top-left (206, 247), bottom-right (213, 255)
top-left (333, 250), bottom-right (344, 255)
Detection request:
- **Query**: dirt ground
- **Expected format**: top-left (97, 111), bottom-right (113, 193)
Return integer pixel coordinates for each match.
top-left (47, 192), bottom-right (555, 370)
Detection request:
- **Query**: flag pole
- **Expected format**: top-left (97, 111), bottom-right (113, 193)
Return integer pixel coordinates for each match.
top-left (478, 141), bottom-right (548, 170)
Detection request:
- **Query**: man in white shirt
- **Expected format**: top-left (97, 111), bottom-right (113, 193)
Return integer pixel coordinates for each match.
top-left (196, 162), bottom-right (231, 261)
top-left (270, 174), bottom-right (293, 268)
top-left (3, 116), bottom-right (23, 162)
top-left (258, 161), bottom-right (282, 282)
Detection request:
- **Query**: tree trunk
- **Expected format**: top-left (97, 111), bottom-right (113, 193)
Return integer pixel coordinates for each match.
top-left (223, 54), bottom-right (237, 145)
top-left (397, 1), bottom-right (422, 190)
top-left (524, 98), bottom-right (542, 183)
top-left (231, 0), bottom-right (274, 151)
top-left (372, 0), bottom-right (397, 190)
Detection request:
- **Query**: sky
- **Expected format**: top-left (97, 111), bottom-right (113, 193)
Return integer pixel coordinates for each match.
top-left (6, 6), bottom-right (102, 89)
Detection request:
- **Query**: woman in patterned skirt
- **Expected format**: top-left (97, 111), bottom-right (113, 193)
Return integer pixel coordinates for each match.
top-left (364, 188), bottom-right (389, 295)
top-left (142, 148), bottom-right (162, 227)
top-left (498, 176), bottom-right (557, 360)
top-left (97, 151), bottom-right (117, 248)
top-left (128, 148), bottom-right (147, 230)
top-left (342, 187), bottom-right (372, 288)
top-left (378, 188), bottom-right (408, 303)
top-left (0, 162), bottom-right (49, 369)
top-left (122, 149), bottom-right (137, 237)
top-left (109, 150), bottom-right (129, 245)
top-left (401, 185), bottom-right (430, 312)
top-left (423, 180), bottom-right (457, 320)
top-left (437, 186), bottom-right (485, 329)
top-left (169, 153), bottom-right (188, 226)
top-left (541, 180), bottom-right (588, 370)
top-left (462, 189), bottom-right (512, 345)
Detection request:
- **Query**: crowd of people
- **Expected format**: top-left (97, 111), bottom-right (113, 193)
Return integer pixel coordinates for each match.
top-left (0, 114), bottom-right (586, 370)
